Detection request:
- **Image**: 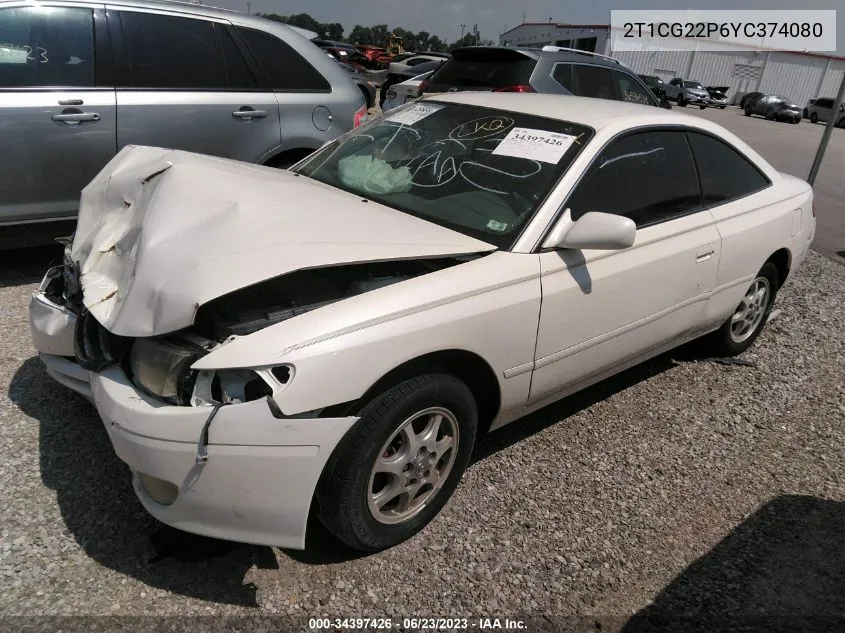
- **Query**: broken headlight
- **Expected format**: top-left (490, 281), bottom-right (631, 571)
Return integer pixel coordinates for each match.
top-left (128, 338), bottom-right (202, 405)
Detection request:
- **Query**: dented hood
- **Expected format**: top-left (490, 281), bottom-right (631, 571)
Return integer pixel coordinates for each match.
top-left (72, 146), bottom-right (496, 337)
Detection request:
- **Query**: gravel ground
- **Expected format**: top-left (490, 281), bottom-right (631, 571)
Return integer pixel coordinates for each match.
top-left (0, 246), bottom-right (842, 630)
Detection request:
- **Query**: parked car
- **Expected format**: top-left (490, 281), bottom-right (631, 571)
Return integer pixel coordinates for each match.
top-left (381, 71), bottom-right (432, 111)
top-left (739, 91), bottom-right (764, 110)
top-left (0, 0), bottom-right (366, 242)
top-left (337, 62), bottom-right (377, 109)
top-left (29, 93), bottom-right (814, 552)
top-left (804, 97), bottom-right (845, 126)
top-left (638, 74), bottom-right (666, 99)
top-left (705, 86), bottom-right (729, 109)
top-left (379, 58), bottom-right (447, 108)
top-left (420, 46), bottom-right (668, 110)
top-left (356, 44), bottom-right (391, 68)
top-left (743, 94), bottom-right (802, 123)
top-left (388, 53), bottom-right (451, 76)
top-left (664, 78), bottom-right (709, 108)
top-left (314, 39), bottom-right (373, 70)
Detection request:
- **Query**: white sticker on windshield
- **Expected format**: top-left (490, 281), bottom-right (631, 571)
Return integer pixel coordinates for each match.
top-left (491, 127), bottom-right (578, 164)
top-left (386, 103), bottom-right (443, 126)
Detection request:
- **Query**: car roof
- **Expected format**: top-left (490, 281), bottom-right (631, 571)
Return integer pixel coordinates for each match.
top-left (450, 46), bottom-right (629, 70)
top-left (422, 92), bottom-right (723, 132)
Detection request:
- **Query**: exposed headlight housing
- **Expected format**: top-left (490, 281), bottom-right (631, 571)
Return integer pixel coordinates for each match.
top-left (128, 338), bottom-right (202, 405)
top-left (128, 337), bottom-right (293, 407)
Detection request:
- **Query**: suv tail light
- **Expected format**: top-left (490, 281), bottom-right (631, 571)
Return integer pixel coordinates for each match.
top-left (493, 84), bottom-right (536, 93)
top-left (353, 104), bottom-right (367, 128)
top-left (417, 78), bottom-right (431, 96)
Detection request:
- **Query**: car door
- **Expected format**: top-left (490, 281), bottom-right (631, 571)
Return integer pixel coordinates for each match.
top-left (0, 3), bottom-right (116, 224)
top-left (529, 128), bottom-right (722, 403)
top-left (109, 8), bottom-right (281, 163)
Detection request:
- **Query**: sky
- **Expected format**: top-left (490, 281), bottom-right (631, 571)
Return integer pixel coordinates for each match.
top-left (207, 0), bottom-right (843, 55)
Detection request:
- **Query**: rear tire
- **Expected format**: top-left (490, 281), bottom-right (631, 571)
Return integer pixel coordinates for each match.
top-left (316, 373), bottom-right (478, 552)
top-left (703, 262), bottom-right (779, 357)
top-left (699, 104), bottom-right (706, 109)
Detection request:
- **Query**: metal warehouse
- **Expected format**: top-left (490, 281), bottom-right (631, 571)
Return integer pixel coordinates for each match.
top-left (499, 22), bottom-right (845, 108)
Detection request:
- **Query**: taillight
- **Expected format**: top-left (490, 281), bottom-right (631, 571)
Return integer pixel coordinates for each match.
top-left (353, 104), bottom-right (367, 128)
top-left (417, 78), bottom-right (430, 96)
top-left (493, 84), bottom-right (536, 93)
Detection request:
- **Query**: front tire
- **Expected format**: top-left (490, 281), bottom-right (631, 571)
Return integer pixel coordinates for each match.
top-left (316, 373), bottom-right (478, 552)
top-left (745, 105), bottom-right (752, 116)
top-left (810, 112), bottom-right (819, 123)
top-left (678, 97), bottom-right (687, 107)
top-left (704, 262), bottom-right (779, 357)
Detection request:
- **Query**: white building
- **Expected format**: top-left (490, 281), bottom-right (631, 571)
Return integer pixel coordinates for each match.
top-left (499, 22), bottom-right (845, 107)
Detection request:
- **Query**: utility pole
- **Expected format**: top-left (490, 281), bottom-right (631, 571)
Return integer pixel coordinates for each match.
top-left (246, 1), bottom-right (250, 14)
top-left (522, 12), bottom-right (526, 24)
top-left (474, 24), bottom-right (479, 46)
top-left (808, 72), bottom-right (845, 185)
top-left (460, 24), bottom-right (466, 40)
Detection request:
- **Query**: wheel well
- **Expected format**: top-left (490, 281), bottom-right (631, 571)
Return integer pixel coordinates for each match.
top-left (264, 148), bottom-right (316, 169)
top-left (338, 350), bottom-right (502, 433)
top-left (767, 248), bottom-right (791, 289)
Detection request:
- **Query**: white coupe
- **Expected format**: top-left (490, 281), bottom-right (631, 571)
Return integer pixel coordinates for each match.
top-left (29, 93), bottom-right (815, 552)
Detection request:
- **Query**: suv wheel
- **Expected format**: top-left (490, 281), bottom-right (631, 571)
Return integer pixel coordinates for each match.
top-left (810, 112), bottom-right (819, 123)
top-left (678, 96), bottom-right (686, 107)
top-left (744, 105), bottom-right (752, 116)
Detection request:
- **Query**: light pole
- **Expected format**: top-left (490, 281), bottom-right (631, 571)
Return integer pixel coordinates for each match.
top-left (808, 72), bottom-right (845, 186)
top-left (460, 24), bottom-right (466, 41)
top-left (246, 1), bottom-right (250, 14)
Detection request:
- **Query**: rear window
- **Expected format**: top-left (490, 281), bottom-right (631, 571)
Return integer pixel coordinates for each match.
top-left (426, 50), bottom-right (536, 91)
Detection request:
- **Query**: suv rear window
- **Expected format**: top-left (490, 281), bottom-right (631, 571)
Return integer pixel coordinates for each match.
top-left (426, 49), bottom-right (536, 91)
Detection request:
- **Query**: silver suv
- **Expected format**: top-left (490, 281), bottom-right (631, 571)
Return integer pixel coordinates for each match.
top-left (0, 0), bottom-right (366, 238)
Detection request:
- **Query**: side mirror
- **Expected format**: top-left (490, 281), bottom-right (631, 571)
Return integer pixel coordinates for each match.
top-left (543, 211), bottom-right (636, 251)
top-left (659, 98), bottom-right (672, 110)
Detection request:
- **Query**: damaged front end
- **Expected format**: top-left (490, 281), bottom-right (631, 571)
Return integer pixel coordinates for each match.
top-left (60, 253), bottom-right (473, 410)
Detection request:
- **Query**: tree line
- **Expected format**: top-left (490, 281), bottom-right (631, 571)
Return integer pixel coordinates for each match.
top-left (258, 13), bottom-right (494, 51)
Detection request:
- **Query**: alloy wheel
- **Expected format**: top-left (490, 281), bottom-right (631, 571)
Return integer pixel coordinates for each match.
top-left (730, 278), bottom-right (771, 343)
top-left (367, 407), bottom-right (460, 525)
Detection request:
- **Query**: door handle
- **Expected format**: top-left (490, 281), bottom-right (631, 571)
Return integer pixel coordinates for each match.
top-left (695, 245), bottom-right (716, 263)
top-left (232, 108), bottom-right (267, 119)
top-left (51, 111), bottom-right (100, 123)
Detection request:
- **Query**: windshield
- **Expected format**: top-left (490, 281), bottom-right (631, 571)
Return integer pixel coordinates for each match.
top-left (293, 102), bottom-right (594, 248)
top-left (684, 81), bottom-right (704, 89)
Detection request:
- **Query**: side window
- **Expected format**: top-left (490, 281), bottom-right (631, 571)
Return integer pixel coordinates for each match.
top-left (552, 63), bottom-right (614, 100)
top-left (237, 27), bottom-right (330, 92)
top-left (0, 7), bottom-right (94, 87)
top-left (552, 63), bottom-right (574, 92)
top-left (571, 64), bottom-right (614, 100)
top-left (218, 27), bottom-right (258, 89)
top-left (686, 132), bottom-right (770, 205)
top-left (612, 70), bottom-right (655, 106)
top-left (118, 12), bottom-right (225, 89)
top-left (566, 130), bottom-right (701, 227)
top-left (405, 57), bottom-right (427, 67)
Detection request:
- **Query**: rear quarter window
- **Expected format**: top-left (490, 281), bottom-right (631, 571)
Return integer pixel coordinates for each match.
top-left (686, 131), bottom-right (771, 205)
top-left (237, 27), bottom-right (330, 92)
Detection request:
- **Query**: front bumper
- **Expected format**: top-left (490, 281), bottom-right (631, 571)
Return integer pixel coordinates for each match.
top-left (28, 276), bottom-right (358, 549)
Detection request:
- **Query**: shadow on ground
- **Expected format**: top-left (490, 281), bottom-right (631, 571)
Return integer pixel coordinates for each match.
top-left (0, 243), bottom-right (64, 289)
top-left (620, 495), bottom-right (845, 633)
top-left (10, 357), bottom-right (278, 607)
